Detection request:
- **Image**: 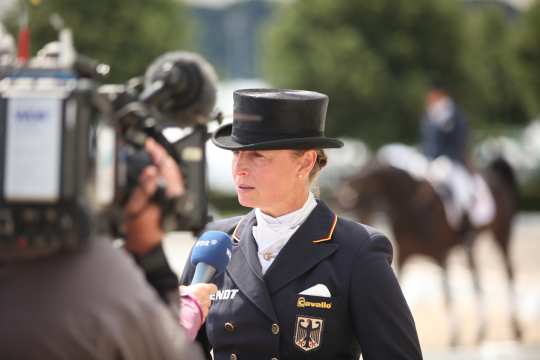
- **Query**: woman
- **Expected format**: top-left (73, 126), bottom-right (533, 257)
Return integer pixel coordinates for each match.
top-left (181, 89), bottom-right (423, 359)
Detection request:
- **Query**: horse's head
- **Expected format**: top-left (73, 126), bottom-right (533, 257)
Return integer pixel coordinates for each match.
top-left (334, 159), bottom-right (388, 224)
top-left (335, 158), bottom-right (422, 224)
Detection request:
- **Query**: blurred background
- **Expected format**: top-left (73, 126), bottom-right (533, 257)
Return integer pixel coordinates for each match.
top-left (1, 0), bottom-right (539, 358)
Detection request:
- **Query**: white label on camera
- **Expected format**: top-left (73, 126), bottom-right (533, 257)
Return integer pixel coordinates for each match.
top-left (4, 96), bottom-right (62, 202)
top-left (96, 124), bottom-right (115, 206)
top-left (182, 146), bottom-right (203, 162)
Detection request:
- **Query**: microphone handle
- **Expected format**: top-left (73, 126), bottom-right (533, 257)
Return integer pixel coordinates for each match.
top-left (191, 263), bottom-right (217, 284)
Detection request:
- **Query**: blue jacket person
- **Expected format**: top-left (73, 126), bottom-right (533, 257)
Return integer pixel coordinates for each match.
top-left (420, 86), bottom-right (469, 166)
top-left (181, 89), bottom-right (423, 360)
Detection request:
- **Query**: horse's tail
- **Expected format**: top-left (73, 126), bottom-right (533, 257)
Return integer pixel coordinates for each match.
top-left (488, 157), bottom-right (519, 199)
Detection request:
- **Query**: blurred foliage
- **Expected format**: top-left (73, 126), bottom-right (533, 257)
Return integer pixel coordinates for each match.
top-left (510, 1), bottom-right (540, 120)
top-left (462, 5), bottom-right (528, 132)
top-left (208, 192), bottom-right (245, 219)
top-left (520, 180), bottom-right (540, 211)
top-left (2, 0), bottom-right (192, 82)
top-left (263, 0), bottom-right (537, 148)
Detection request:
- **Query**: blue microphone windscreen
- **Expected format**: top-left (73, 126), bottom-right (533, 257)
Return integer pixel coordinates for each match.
top-left (190, 231), bottom-right (232, 275)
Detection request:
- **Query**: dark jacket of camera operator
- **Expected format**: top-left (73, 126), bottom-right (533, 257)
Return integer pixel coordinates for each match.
top-left (0, 140), bottom-right (204, 360)
top-left (0, 238), bottom-right (203, 360)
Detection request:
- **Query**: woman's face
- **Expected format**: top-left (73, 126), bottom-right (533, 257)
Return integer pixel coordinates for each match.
top-left (232, 149), bottom-right (315, 217)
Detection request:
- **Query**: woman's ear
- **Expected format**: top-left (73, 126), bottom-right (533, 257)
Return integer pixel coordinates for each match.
top-left (297, 150), bottom-right (317, 179)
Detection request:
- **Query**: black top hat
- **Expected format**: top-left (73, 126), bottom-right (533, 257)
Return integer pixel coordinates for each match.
top-left (212, 89), bottom-right (344, 150)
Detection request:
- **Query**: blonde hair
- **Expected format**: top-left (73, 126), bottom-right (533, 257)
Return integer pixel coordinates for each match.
top-left (293, 149), bottom-right (328, 197)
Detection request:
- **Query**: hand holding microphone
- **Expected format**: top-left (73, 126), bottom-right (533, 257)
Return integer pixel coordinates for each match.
top-left (179, 231), bottom-right (232, 339)
top-left (186, 230), bottom-right (232, 318)
top-left (180, 283), bottom-right (217, 319)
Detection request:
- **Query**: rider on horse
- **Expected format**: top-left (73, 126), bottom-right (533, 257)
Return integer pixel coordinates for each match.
top-left (421, 85), bottom-right (469, 165)
top-left (420, 85), bottom-right (494, 230)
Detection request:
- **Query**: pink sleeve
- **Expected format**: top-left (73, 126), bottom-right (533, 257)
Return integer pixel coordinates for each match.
top-left (179, 292), bottom-right (204, 341)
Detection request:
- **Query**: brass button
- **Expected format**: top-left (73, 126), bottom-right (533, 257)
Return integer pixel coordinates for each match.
top-left (224, 322), bottom-right (235, 332)
top-left (271, 323), bottom-right (280, 335)
top-left (230, 353), bottom-right (238, 360)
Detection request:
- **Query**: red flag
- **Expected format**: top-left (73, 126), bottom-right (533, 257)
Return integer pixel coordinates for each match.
top-left (17, 2), bottom-right (30, 62)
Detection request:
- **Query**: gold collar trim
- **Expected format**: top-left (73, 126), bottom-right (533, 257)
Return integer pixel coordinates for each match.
top-left (232, 212), bottom-right (337, 244)
top-left (312, 214), bottom-right (338, 244)
top-left (231, 217), bottom-right (245, 243)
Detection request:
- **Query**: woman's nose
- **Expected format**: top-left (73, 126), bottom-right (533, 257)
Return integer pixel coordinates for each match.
top-left (233, 153), bottom-right (248, 176)
top-left (236, 168), bottom-right (248, 176)
top-left (234, 162), bottom-right (248, 176)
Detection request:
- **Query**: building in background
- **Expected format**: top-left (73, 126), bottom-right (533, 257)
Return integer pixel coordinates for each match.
top-left (187, 0), bottom-right (273, 79)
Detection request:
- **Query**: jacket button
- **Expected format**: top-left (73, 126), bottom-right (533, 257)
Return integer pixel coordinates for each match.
top-left (230, 354), bottom-right (238, 360)
top-left (224, 322), bottom-right (235, 332)
top-left (271, 323), bottom-right (280, 335)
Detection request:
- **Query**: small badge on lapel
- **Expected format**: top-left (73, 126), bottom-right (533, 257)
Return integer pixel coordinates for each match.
top-left (210, 289), bottom-right (239, 301)
top-left (294, 316), bottom-right (324, 352)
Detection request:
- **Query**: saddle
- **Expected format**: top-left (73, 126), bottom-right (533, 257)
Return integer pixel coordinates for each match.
top-left (377, 144), bottom-right (495, 229)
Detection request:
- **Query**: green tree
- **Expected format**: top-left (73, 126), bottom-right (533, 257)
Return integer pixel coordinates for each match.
top-left (262, 0), bottom-right (527, 147)
top-left (461, 4), bottom-right (529, 139)
top-left (3, 0), bottom-right (192, 82)
top-left (511, 1), bottom-right (540, 120)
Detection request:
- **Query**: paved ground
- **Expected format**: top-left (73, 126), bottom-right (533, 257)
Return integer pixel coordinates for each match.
top-left (400, 213), bottom-right (540, 353)
top-left (423, 342), bottom-right (540, 360)
top-left (163, 212), bottom-right (540, 359)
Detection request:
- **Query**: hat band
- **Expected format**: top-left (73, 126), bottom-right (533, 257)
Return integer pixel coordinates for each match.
top-left (231, 125), bottom-right (323, 145)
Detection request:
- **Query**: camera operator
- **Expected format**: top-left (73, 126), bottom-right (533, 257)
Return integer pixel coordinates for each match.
top-left (0, 19), bottom-right (219, 354)
top-left (123, 137), bottom-right (217, 341)
top-left (0, 144), bottom-right (206, 358)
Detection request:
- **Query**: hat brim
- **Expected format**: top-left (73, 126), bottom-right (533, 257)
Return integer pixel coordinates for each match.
top-left (212, 123), bottom-right (344, 150)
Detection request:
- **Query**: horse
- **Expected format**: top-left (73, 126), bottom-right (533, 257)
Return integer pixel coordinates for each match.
top-left (335, 149), bottom-right (521, 347)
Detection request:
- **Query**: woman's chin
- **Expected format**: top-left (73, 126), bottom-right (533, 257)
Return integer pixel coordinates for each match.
top-left (237, 195), bottom-right (256, 209)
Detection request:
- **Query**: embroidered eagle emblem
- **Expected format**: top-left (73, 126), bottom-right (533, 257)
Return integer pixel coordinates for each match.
top-left (294, 316), bottom-right (324, 351)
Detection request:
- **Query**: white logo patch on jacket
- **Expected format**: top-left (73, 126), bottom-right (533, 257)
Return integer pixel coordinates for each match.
top-left (211, 289), bottom-right (239, 301)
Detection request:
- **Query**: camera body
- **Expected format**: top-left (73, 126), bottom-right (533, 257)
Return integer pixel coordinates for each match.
top-left (0, 66), bottom-right (113, 261)
top-left (0, 41), bottom-right (217, 262)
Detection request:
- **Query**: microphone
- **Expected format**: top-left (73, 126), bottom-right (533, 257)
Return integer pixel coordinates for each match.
top-left (190, 231), bottom-right (232, 284)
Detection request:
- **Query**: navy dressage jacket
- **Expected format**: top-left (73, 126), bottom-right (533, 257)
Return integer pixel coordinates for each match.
top-left (180, 201), bottom-right (423, 360)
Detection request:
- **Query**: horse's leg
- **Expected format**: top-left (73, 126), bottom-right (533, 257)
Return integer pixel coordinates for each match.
top-left (464, 234), bottom-right (487, 345)
top-left (396, 245), bottom-right (410, 282)
top-left (440, 259), bottom-right (459, 347)
top-left (494, 222), bottom-right (523, 341)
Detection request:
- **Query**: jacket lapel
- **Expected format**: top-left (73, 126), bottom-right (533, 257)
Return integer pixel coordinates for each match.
top-left (264, 201), bottom-right (339, 294)
top-left (226, 211), bottom-right (277, 321)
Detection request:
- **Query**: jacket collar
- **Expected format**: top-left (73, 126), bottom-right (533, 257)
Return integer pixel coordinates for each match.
top-left (227, 202), bottom-right (339, 320)
top-left (264, 201), bottom-right (338, 294)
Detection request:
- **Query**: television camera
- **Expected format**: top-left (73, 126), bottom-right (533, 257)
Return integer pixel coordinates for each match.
top-left (0, 25), bottom-right (219, 262)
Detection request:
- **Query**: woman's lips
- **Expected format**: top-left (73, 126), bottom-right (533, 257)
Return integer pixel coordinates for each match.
top-left (237, 184), bottom-right (254, 192)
